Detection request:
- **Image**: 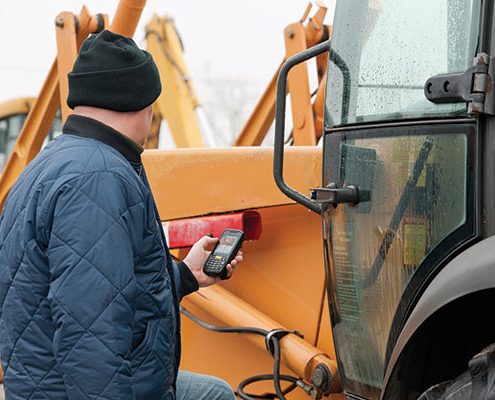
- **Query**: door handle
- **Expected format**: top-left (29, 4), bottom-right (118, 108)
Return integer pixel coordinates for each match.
top-left (273, 40), bottom-right (351, 215)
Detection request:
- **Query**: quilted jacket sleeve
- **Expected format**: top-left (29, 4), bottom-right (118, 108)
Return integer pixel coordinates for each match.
top-left (46, 172), bottom-right (142, 400)
top-left (171, 260), bottom-right (199, 301)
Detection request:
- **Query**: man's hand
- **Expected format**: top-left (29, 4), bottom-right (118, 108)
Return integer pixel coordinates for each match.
top-left (183, 235), bottom-right (243, 287)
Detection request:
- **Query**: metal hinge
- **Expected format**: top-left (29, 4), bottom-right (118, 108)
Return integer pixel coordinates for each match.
top-left (424, 52), bottom-right (494, 115)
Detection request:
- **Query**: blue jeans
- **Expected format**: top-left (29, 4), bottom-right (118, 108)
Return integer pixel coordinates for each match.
top-left (176, 371), bottom-right (236, 400)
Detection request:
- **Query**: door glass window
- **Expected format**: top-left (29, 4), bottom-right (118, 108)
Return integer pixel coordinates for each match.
top-left (325, 0), bottom-right (481, 127)
top-left (327, 128), bottom-right (470, 398)
top-left (6, 115), bottom-right (26, 159)
top-left (0, 120), bottom-right (7, 169)
top-left (0, 112), bottom-right (62, 173)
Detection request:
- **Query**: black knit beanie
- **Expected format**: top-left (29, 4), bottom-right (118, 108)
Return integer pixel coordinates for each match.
top-left (67, 30), bottom-right (162, 112)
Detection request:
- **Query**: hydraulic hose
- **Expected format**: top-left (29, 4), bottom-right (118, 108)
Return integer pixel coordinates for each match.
top-left (180, 306), bottom-right (314, 400)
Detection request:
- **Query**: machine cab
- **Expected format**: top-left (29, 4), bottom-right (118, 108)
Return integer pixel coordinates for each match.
top-left (322, 0), bottom-right (483, 398)
top-left (274, 0), bottom-right (495, 398)
top-left (0, 99), bottom-right (61, 172)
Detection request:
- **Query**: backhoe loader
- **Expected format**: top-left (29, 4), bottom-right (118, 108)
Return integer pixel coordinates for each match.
top-left (0, 3), bottom-right (329, 154)
top-left (273, 0), bottom-right (495, 398)
top-left (0, 13), bottom-right (207, 157)
top-left (0, 1), bottom-right (340, 400)
top-left (6, 0), bottom-right (495, 399)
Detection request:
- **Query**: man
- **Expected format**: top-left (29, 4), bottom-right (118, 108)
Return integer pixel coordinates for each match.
top-left (0, 30), bottom-right (242, 399)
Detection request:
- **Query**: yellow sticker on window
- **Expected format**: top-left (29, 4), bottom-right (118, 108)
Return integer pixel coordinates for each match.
top-left (403, 220), bottom-right (427, 267)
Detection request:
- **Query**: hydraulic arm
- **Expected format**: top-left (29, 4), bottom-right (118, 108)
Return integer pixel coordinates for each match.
top-left (235, 3), bottom-right (330, 146)
top-left (0, 1), bottom-right (146, 210)
top-left (145, 14), bottom-right (211, 148)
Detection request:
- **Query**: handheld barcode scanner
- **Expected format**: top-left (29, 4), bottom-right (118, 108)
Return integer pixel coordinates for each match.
top-left (203, 229), bottom-right (244, 280)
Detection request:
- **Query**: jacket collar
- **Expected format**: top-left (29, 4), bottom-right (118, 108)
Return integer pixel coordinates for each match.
top-left (63, 114), bottom-right (144, 163)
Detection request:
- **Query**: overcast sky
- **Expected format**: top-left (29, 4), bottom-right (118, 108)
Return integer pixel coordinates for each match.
top-left (0, 0), bottom-right (334, 144)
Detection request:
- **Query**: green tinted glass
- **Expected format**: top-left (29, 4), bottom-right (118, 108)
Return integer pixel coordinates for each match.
top-left (325, 0), bottom-right (481, 127)
top-left (328, 131), bottom-right (468, 398)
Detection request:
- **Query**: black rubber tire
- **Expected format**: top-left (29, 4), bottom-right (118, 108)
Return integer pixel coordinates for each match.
top-left (418, 343), bottom-right (495, 400)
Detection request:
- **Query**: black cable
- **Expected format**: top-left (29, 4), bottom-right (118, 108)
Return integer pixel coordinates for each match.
top-left (284, 129), bottom-right (294, 146)
top-left (237, 339), bottom-right (299, 400)
top-left (272, 338), bottom-right (290, 399)
top-left (180, 306), bottom-right (268, 336)
top-left (240, 382), bottom-right (298, 399)
top-left (179, 306), bottom-right (310, 400)
top-left (237, 374), bottom-right (298, 400)
top-left (236, 339), bottom-right (302, 400)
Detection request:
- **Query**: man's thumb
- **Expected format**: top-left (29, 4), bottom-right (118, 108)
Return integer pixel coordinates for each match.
top-left (199, 235), bottom-right (218, 248)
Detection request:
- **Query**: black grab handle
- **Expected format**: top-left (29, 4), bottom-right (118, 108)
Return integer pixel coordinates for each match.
top-left (273, 39), bottom-right (350, 214)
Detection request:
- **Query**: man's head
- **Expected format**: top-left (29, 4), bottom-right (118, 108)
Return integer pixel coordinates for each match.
top-left (67, 30), bottom-right (161, 145)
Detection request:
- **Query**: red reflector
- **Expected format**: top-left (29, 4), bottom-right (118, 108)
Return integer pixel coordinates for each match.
top-left (164, 211), bottom-right (262, 249)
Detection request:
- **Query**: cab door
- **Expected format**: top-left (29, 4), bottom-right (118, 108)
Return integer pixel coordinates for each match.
top-left (319, 0), bottom-right (484, 399)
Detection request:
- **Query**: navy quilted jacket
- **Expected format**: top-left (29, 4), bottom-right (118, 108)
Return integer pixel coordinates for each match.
top-left (0, 115), bottom-right (196, 399)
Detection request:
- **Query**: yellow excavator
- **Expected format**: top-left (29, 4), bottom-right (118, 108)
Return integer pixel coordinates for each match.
top-left (0, 1), bottom-right (340, 399)
top-left (145, 13), bottom-right (215, 148)
top-left (0, 12), bottom-right (208, 157)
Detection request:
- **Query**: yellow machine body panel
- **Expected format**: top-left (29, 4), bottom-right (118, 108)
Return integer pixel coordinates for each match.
top-left (143, 147), bottom-right (340, 397)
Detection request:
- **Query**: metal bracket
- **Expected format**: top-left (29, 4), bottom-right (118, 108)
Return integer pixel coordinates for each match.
top-left (310, 183), bottom-right (369, 207)
top-left (264, 328), bottom-right (303, 355)
top-left (424, 52), bottom-right (494, 115)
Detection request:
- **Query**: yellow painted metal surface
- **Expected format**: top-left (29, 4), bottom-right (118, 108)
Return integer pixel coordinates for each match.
top-left (0, 98), bottom-right (35, 120)
top-left (142, 146), bottom-right (322, 220)
top-left (0, 2), bottom-right (141, 210)
top-left (234, 5), bottom-right (330, 147)
top-left (55, 11), bottom-right (78, 121)
top-left (179, 204), bottom-right (332, 398)
top-left (186, 285), bottom-right (338, 387)
top-left (234, 65), bottom-right (279, 146)
top-left (284, 22), bottom-right (316, 146)
top-left (55, 6), bottom-right (106, 122)
top-left (109, 0), bottom-right (146, 37)
top-left (146, 107), bottom-right (162, 149)
top-left (0, 61), bottom-right (60, 211)
top-left (146, 14), bottom-right (205, 148)
top-left (144, 147), bottom-right (341, 397)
